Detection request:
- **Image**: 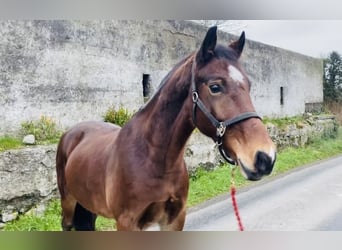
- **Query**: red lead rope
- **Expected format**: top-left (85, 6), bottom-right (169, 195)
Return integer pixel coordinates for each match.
top-left (230, 167), bottom-right (244, 231)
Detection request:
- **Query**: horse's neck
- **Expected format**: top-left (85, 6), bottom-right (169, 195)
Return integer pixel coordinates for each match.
top-left (132, 61), bottom-right (195, 170)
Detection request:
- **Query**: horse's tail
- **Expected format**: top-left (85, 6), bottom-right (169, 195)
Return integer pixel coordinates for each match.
top-left (56, 132), bottom-right (68, 198)
top-left (56, 129), bottom-right (85, 198)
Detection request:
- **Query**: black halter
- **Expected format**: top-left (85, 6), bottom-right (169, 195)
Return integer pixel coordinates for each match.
top-left (191, 59), bottom-right (262, 165)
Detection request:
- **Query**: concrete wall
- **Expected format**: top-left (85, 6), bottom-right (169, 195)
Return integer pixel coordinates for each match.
top-left (243, 41), bottom-right (323, 117)
top-left (0, 20), bottom-right (323, 135)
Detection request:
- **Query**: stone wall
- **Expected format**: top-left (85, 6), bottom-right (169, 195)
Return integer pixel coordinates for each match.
top-left (266, 115), bottom-right (338, 150)
top-left (0, 145), bottom-right (57, 225)
top-left (0, 20), bottom-right (323, 136)
top-left (0, 116), bottom-right (337, 226)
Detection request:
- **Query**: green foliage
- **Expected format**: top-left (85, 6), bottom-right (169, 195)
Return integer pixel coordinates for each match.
top-left (21, 115), bottom-right (62, 144)
top-left (0, 136), bottom-right (22, 152)
top-left (323, 51), bottom-right (342, 103)
top-left (189, 166), bottom-right (209, 181)
top-left (263, 115), bottom-right (305, 129)
top-left (103, 106), bottom-right (133, 127)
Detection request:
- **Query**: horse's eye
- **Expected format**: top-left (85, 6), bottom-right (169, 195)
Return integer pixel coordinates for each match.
top-left (209, 84), bottom-right (222, 94)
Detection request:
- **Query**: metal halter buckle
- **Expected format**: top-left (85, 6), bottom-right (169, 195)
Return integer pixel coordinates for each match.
top-left (192, 91), bottom-right (199, 103)
top-left (216, 122), bottom-right (226, 137)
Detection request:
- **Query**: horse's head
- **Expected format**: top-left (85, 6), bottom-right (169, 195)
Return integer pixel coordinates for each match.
top-left (192, 26), bottom-right (276, 181)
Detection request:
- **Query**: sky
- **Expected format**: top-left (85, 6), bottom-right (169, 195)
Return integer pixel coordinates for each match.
top-left (220, 20), bottom-right (342, 59)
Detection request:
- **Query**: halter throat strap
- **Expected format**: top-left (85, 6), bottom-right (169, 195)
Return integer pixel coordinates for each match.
top-left (190, 59), bottom-right (262, 165)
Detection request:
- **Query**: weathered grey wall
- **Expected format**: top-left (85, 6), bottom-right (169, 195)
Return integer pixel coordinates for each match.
top-left (0, 145), bottom-right (57, 224)
top-left (243, 41), bottom-right (323, 117)
top-left (0, 20), bottom-right (323, 136)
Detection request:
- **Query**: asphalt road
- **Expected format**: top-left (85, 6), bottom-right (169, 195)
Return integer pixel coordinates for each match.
top-left (184, 155), bottom-right (342, 231)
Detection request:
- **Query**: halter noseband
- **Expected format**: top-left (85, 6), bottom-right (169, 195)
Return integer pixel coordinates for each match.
top-left (191, 59), bottom-right (261, 165)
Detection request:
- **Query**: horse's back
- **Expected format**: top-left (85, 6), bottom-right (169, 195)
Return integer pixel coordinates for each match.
top-left (59, 121), bottom-right (120, 155)
top-left (64, 121), bottom-right (120, 139)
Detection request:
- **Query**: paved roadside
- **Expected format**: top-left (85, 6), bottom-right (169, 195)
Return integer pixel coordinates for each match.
top-left (184, 155), bottom-right (342, 231)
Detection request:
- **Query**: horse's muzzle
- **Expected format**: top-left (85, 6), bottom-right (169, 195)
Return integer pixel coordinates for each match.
top-left (239, 151), bottom-right (276, 181)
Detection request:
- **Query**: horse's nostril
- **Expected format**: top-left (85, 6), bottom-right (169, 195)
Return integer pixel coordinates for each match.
top-left (255, 151), bottom-right (274, 175)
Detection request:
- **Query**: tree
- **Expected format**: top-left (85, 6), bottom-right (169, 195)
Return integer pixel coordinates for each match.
top-left (323, 51), bottom-right (342, 103)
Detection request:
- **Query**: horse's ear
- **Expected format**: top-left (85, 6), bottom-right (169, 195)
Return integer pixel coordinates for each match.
top-left (229, 31), bottom-right (245, 58)
top-left (196, 26), bottom-right (217, 64)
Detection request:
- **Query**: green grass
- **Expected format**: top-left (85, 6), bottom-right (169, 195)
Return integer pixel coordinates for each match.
top-left (263, 115), bottom-right (305, 129)
top-left (0, 135), bottom-right (60, 152)
top-left (0, 136), bottom-right (22, 152)
top-left (188, 165), bottom-right (231, 207)
top-left (3, 128), bottom-right (342, 231)
top-left (4, 200), bottom-right (62, 231)
top-left (3, 200), bottom-right (115, 231)
top-left (273, 131), bottom-right (342, 175)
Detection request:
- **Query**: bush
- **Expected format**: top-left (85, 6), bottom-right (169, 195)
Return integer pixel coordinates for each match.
top-left (21, 115), bottom-right (62, 143)
top-left (103, 106), bottom-right (133, 127)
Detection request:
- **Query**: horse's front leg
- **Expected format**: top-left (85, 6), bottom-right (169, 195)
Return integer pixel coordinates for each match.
top-left (159, 199), bottom-right (187, 231)
top-left (160, 209), bottom-right (186, 231)
top-left (116, 213), bottom-right (141, 231)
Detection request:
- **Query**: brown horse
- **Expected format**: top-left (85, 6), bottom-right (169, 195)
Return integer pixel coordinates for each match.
top-left (56, 26), bottom-right (276, 231)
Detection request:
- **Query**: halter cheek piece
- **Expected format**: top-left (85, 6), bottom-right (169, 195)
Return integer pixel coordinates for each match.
top-left (191, 60), bottom-right (262, 165)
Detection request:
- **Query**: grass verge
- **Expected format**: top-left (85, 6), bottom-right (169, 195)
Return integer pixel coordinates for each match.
top-left (3, 200), bottom-right (115, 231)
top-left (0, 136), bottom-right (60, 152)
top-left (0, 115), bottom-right (62, 152)
top-left (0, 137), bottom-right (23, 152)
top-left (3, 128), bottom-right (342, 231)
